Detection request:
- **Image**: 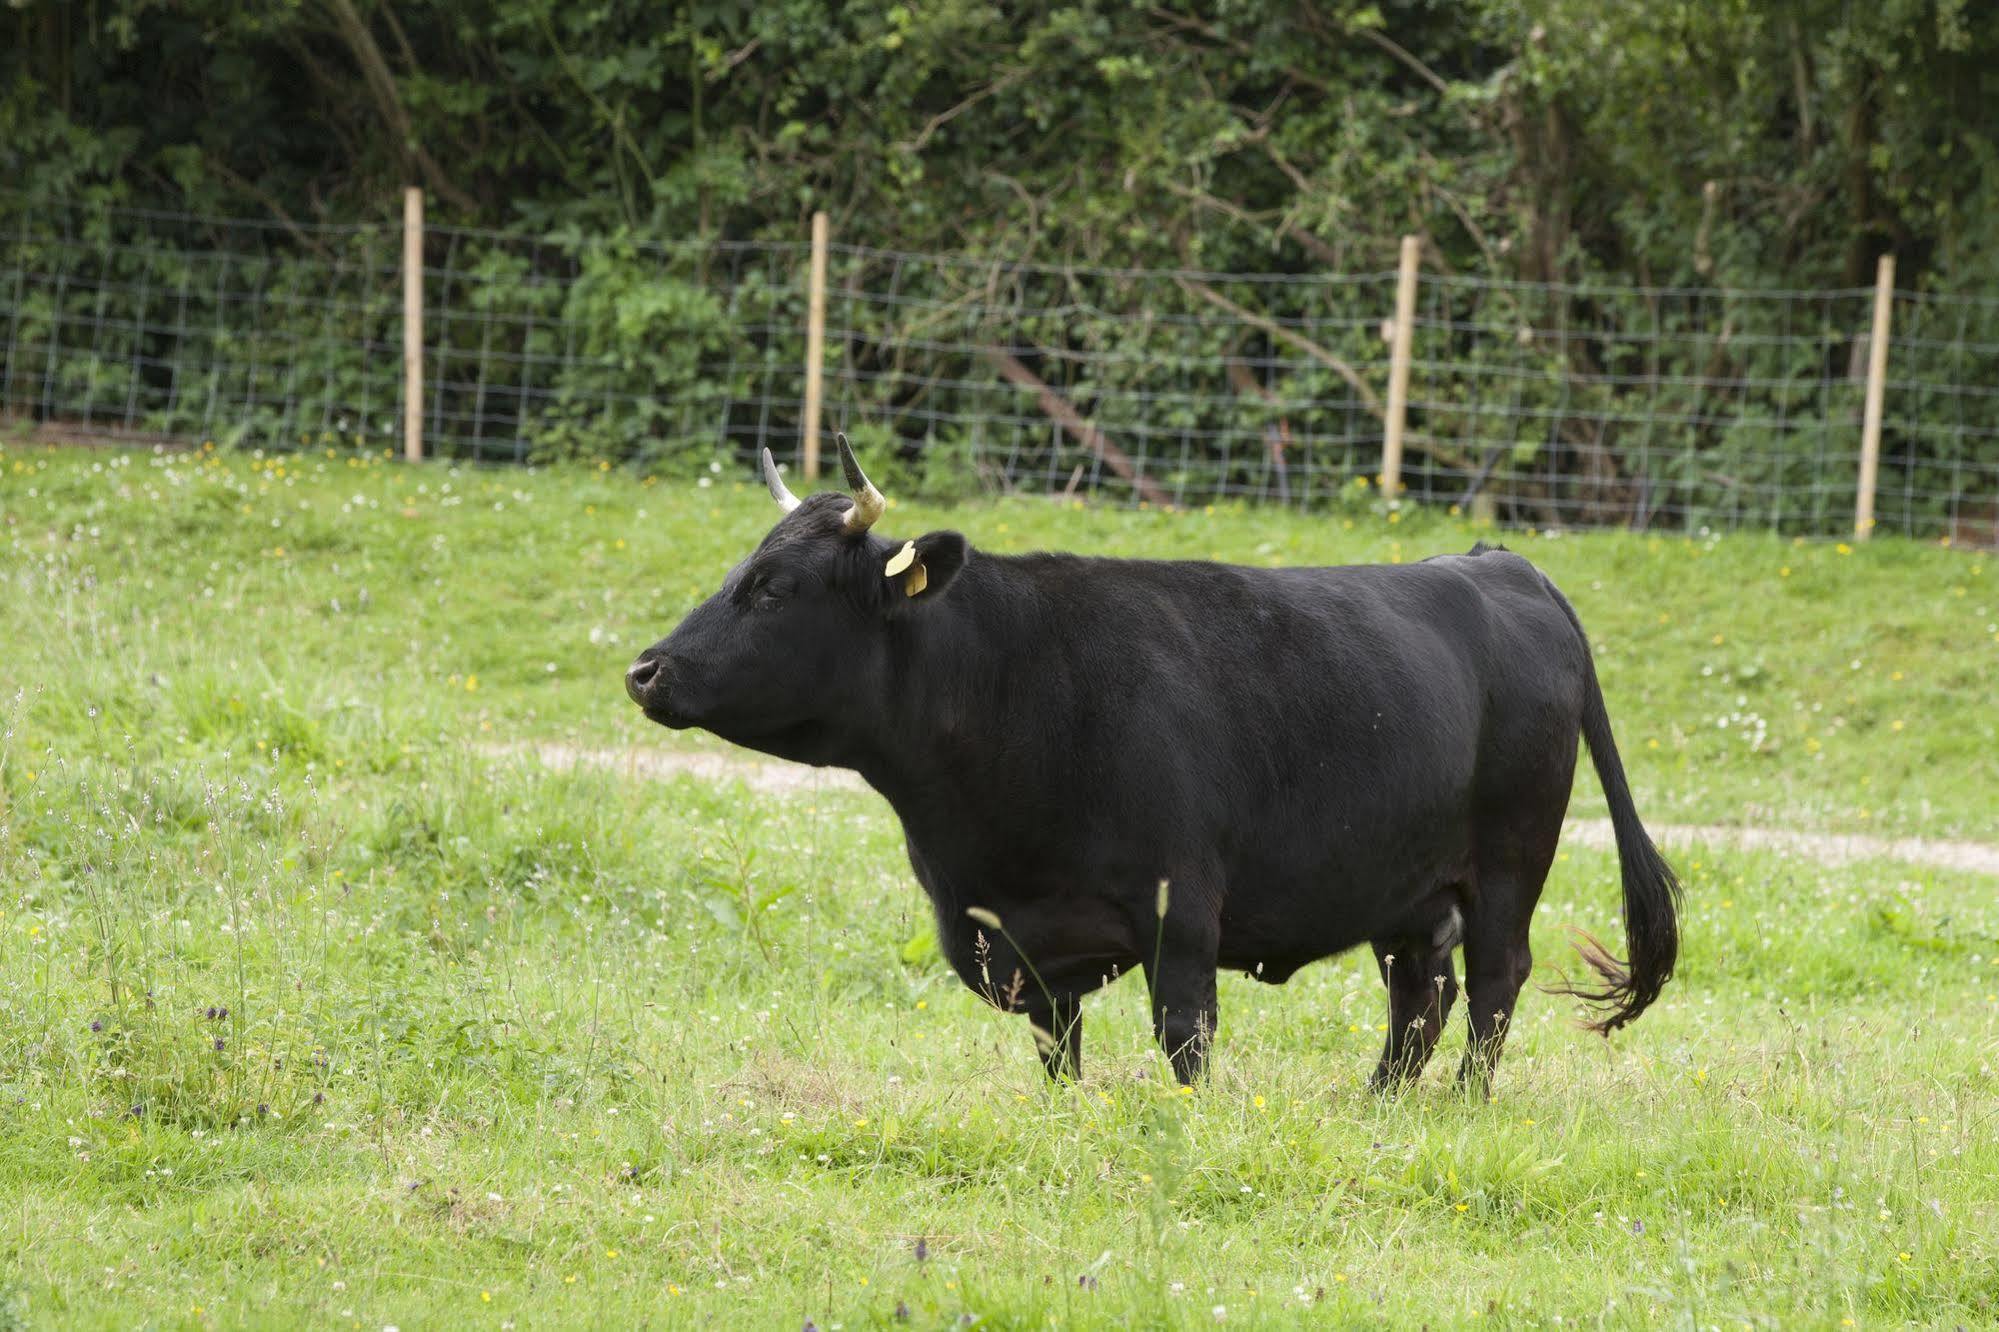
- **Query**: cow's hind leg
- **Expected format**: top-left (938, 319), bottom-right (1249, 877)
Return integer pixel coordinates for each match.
top-left (1457, 848), bottom-right (1557, 1098)
top-left (1459, 659), bottom-right (1581, 1098)
top-left (1369, 912), bottom-right (1462, 1092)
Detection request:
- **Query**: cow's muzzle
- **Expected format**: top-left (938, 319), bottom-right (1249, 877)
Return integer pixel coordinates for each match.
top-left (624, 652), bottom-right (664, 705)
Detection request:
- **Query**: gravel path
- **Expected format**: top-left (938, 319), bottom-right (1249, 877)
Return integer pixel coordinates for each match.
top-left (497, 742), bottom-right (1999, 877)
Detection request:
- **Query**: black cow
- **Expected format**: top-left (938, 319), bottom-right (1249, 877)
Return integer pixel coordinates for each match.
top-left (626, 438), bottom-right (1680, 1092)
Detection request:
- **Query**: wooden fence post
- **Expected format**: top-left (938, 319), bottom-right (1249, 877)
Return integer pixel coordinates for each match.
top-left (1380, 234), bottom-right (1421, 500)
top-left (1854, 252), bottom-right (1895, 540)
top-left (802, 210), bottom-right (829, 480)
top-left (402, 186), bottom-right (424, 463)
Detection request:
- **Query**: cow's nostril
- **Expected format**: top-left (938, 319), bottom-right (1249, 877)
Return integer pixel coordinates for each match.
top-left (625, 656), bottom-right (660, 699)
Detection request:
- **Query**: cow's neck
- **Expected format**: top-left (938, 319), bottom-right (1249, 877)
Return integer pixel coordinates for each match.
top-left (853, 553), bottom-right (1055, 813)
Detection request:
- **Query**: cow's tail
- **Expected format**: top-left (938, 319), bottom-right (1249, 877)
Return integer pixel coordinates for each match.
top-left (1541, 575), bottom-right (1682, 1034)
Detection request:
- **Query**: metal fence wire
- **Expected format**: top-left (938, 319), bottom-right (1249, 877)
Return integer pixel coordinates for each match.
top-left (4, 194), bottom-right (1996, 539)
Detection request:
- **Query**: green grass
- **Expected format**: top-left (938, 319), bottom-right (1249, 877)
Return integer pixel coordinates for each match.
top-left (1, 440), bottom-right (1995, 1328)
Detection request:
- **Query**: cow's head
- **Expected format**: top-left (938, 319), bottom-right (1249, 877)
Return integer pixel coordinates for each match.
top-left (624, 436), bottom-right (968, 758)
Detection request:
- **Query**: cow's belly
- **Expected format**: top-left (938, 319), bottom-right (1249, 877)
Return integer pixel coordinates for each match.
top-left (902, 706), bottom-right (1486, 993)
top-left (1214, 816), bottom-right (1475, 976)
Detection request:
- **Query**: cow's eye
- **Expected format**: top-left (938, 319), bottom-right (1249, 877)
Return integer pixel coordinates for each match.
top-left (752, 576), bottom-right (791, 610)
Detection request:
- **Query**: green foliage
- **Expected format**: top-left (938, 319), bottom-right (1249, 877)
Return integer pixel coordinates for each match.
top-left (9, 1), bottom-right (1999, 285)
top-left (4, 2), bottom-right (1998, 519)
top-left (527, 235), bottom-right (743, 464)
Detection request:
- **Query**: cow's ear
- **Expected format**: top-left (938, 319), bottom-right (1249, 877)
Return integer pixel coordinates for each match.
top-left (884, 530), bottom-right (968, 608)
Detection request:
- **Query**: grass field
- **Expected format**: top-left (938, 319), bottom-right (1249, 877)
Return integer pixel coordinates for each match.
top-left (2, 440), bottom-right (1996, 1329)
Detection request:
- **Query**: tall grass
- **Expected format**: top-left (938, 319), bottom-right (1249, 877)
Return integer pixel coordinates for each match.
top-left (0, 439), bottom-right (1994, 1327)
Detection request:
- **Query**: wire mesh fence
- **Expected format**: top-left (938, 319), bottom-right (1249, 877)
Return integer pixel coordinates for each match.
top-left (4, 193), bottom-right (1995, 539)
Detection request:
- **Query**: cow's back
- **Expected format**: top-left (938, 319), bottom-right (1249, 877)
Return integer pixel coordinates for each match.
top-left (1014, 545), bottom-right (1582, 807)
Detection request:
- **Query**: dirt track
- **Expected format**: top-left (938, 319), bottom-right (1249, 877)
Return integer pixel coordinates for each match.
top-left (497, 742), bottom-right (1999, 878)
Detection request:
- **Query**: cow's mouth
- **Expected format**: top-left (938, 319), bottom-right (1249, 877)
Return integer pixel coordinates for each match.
top-left (639, 701), bottom-right (694, 729)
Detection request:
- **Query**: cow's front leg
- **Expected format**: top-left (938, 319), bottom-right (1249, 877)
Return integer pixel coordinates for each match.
top-left (1027, 992), bottom-right (1083, 1081)
top-left (1142, 909), bottom-right (1221, 1085)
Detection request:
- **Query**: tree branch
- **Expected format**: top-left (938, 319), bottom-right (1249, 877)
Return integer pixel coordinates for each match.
top-left (1225, 355), bottom-right (1293, 504)
top-left (1356, 27), bottom-right (1452, 99)
top-left (376, 1), bottom-right (421, 76)
top-left (321, 0), bottom-right (478, 213)
top-left (981, 347), bottom-right (1177, 508)
top-left (1146, 6), bottom-right (1336, 98)
top-left (1160, 177), bottom-right (1341, 267)
top-left (706, 36), bottom-right (763, 84)
top-left (900, 68), bottom-right (1028, 154)
top-left (1175, 275), bottom-right (1382, 415)
top-left (204, 157), bottom-right (332, 259)
top-left (1176, 276), bottom-right (1469, 469)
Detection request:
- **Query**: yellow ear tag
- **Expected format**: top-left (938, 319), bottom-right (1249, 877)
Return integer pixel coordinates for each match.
top-left (884, 541), bottom-right (917, 577)
top-left (903, 561), bottom-right (928, 597)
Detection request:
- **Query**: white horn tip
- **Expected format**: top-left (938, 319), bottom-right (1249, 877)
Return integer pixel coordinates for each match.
top-left (762, 448), bottom-right (802, 513)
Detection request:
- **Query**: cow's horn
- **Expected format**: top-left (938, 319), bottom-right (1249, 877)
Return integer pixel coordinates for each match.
top-left (761, 448), bottom-right (801, 513)
top-left (836, 433), bottom-right (886, 534)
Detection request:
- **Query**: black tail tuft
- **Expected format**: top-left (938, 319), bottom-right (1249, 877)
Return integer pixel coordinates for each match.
top-left (1547, 824), bottom-right (1683, 1033)
top-left (1539, 576), bottom-right (1683, 1033)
